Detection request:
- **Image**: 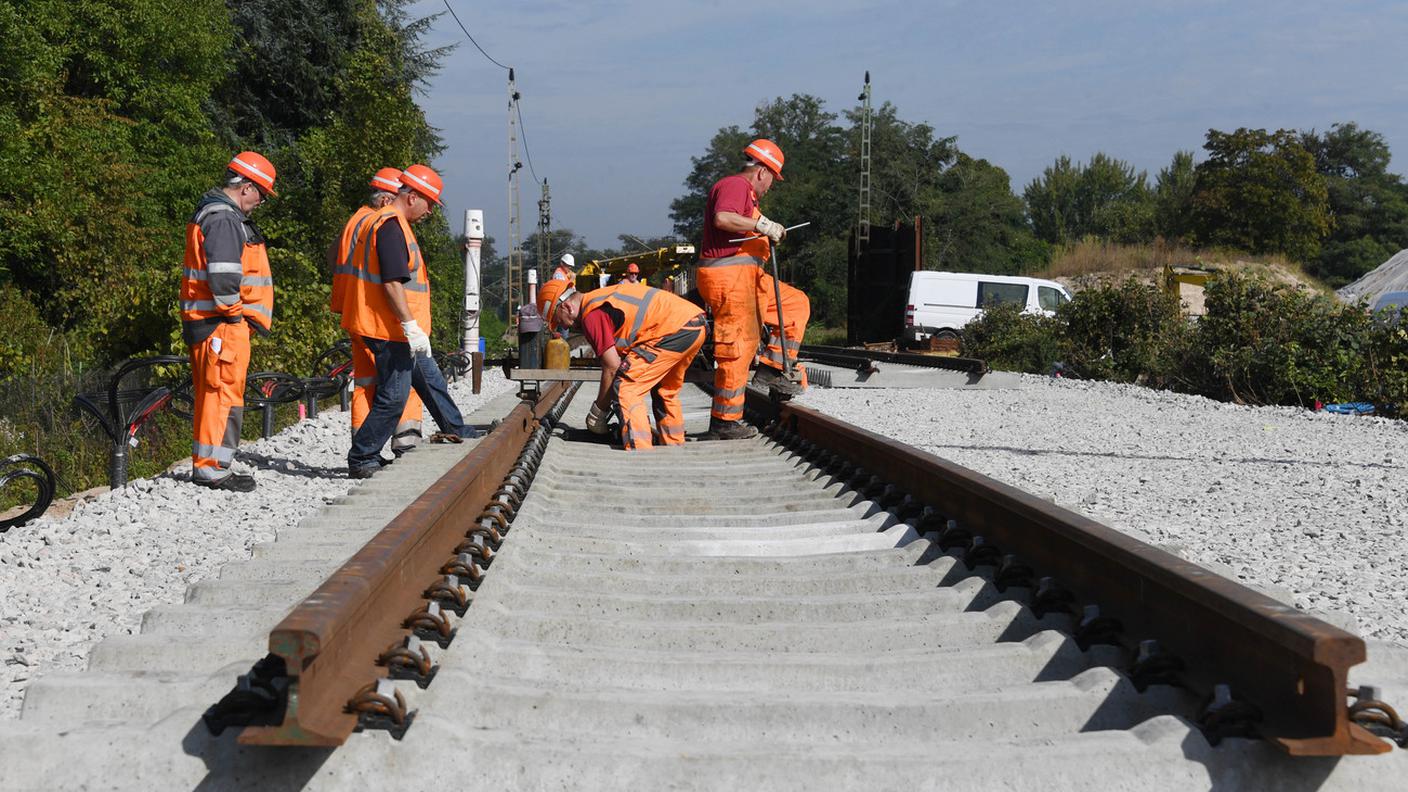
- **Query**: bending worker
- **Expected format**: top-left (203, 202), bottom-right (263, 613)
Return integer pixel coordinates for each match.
top-left (340, 164), bottom-right (481, 478)
top-left (180, 151), bottom-right (278, 492)
top-left (330, 167), bottom-right (423, 456)
top-left (537, 278), bottom-right (706, 450)
top-left (696, 138), bottom-right (809, 441)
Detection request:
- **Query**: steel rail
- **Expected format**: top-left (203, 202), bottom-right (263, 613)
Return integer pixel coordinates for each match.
top-left (239, 381), bottom-right (571, 747)
top-left (746, 390), bottom-right (1390, 756)
top-left (798, 344), bottom-right (989, 376)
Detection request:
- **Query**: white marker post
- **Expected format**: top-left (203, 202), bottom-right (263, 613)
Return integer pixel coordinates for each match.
top-left (463, 209), bottom-right (485, 393)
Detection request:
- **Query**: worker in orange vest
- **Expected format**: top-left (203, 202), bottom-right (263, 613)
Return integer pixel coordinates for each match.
top-left (538, 278), bottom-right (706, 449)
top-left (180, 152), bottom-right (278, 491)
top-left (340, 164), bottom-right (481, 478)
top-left (330, 167), bottom-right (424, 457)
top-left (696, 138), bottom-right (809, 440)
top-left (623, 262), bottom-right (641, 284)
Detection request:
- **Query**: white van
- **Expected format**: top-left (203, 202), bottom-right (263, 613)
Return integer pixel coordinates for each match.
top-left (903, 271), bottom-right (1071, 344)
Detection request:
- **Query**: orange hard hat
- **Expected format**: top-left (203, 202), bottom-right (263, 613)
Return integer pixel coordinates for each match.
top-left (400, 163), bottom-right (444, 206)
top-left (626, 262), bottom-right (640, 274)
top-left (744, 138), bottom-right (785, 181)
top-left (229, 151), bottom-right (278, 196)
top-left (537, 279), bottom-right (574, 329)
top-left (369, 167), bottom-right (402, 193)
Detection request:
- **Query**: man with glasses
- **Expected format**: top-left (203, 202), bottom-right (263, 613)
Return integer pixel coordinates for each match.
top-left (341, 164), bottom-right (482, 478)
top-left (180, 151), bottom-right (278, 491)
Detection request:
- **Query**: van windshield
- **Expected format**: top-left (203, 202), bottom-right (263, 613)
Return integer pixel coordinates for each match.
top-left (1038, 286), bottom-right (1069, 311)
top-left (977, 281), bottom-right (1029, 307)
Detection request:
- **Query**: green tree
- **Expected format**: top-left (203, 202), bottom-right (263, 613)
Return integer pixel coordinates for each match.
top-left (1023, 153), bottom-right (1152, 244)
top-left (1153, 150), bottom-right (1197, 241)
top-left (1189, 128), bottom-right (1330, 261)
top-left (930, 154), bottom-right (1047, 274)
top-left (1298, 123), bottom-right (1408, 287)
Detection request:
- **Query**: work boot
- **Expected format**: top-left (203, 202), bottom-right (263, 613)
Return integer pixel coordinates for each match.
top-left (705, 418), bottom-right (757, 441)
top-left (391, 430), bottom-right (420, 456)
top-left (193, 472), bottom-right (256, 492)
top-left (347, 464), bottom-right (378, 480)
top-left (752, 366), bottom-right (804, 398)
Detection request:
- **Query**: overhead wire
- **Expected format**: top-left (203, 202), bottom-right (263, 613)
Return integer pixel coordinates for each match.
top-left (441, 0), bottom-right (544, 186)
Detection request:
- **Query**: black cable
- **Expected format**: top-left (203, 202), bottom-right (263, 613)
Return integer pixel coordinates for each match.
top-left (515, 100), bottom-right (541, 185)
top-left (442, 0), bottom-right (510, 70)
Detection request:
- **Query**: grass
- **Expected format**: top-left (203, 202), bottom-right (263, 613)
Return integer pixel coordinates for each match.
top-left (804, 325), bottom-right (848, 346)
top-left (1034, 239), bottom-right (1329, 294)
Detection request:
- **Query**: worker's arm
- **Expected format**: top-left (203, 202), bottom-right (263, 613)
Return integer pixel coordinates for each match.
top-left (595, 346), bottom-right (621, 407)
top-left (381, 281), bottom-right (413, 322)
top-left (202, 212), bottom-right (245, 318)
top-left (713, 211), bottom-right (759, 235)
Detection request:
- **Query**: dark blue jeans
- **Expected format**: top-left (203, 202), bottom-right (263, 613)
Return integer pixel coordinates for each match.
top-left (348, 336), bottom-right (478, 470)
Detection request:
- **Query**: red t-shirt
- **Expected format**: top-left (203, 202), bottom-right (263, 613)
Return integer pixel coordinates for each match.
top-left (581, 308), bottom-right (618, 357)
top-left (700, 174), bottom-right (757, 259)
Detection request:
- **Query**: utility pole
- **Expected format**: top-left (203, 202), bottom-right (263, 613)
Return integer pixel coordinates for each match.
top-left (536, 178), bottom-right (551, 281)
top-left (856, 70), bottom-right (872, 258)
top-left (462, 209), bottom-right (484, 393)
top-left (506, 68), bottom-right (524, 332)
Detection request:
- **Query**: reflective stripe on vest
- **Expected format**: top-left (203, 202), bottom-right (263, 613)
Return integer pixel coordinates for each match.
top-left (582, 284), bottom-right (659, 351)
top-left (697, 254), bottom-right (765, 269)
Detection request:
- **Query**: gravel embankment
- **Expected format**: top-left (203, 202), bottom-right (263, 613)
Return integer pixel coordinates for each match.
top-left (800, 375), bottom-right (1408, 645)
top-left (0, 372), bottom-right (515, 719)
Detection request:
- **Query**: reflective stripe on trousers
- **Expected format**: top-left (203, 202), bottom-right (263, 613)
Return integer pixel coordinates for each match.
top-left (349, 334), bottom-right (424, 434)
top-left (190, 322), bottom-right (250, 482)
top-left (610, 326), bottom-right (704, 450)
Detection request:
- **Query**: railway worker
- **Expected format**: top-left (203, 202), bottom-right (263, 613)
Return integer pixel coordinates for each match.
top-left (330, 167), bottom-right (424, 457)
top-left (623, 262), bottom-right (641, 284)
top-left (341, 164), bottom-right (481, 479)
top-left (181, 151), bottom-right (278, 492)
top-left (537, 278), bottom-right (706, 450)
top-left (552, 252), bottom-right (576, 282)
top-left (696, 138), bottom-right (810, 441)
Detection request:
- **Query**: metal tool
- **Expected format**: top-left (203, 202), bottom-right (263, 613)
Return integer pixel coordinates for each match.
top-left (727, 222), bottom-right (811, 244)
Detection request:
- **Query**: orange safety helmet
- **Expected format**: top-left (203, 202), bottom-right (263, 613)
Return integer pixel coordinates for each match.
top-left (229, 151), bottom-right (278, 196)
top-left (400, 163), bottom-right (444, 206)
top-left (744, 138), bottom-right (785, 181)
top-left (537, 278), bottom-right (574, 329)
top-left (369, 167), bottom-right (402, 193)
top-left (626, 262), bottom-right (640, 274)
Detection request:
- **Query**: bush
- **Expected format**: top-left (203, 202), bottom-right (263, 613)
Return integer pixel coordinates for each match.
top-left (962, 302), bottom-right (1065, 374)
top-left (1058, 278), bottom-right (1185, 383)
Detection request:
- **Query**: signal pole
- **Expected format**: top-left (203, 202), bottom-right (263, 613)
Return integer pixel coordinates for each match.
top-left (856, 70), bottom-right (872, 257)
top-left (536, 178), bottom-right (551, 281)
top-left (506, 69), bottom-right (524, 331)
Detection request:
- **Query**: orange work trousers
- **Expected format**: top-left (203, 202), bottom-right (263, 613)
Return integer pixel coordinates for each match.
top-left (349, 334), bottom-right (423, 448)
top-left (610, 317), bottom-right (706, 450)
top-left (757, 271), bottom-right (809, 386)
top-left (190, 321), bottom-right (250, 483)
top-left (696, 263), bottom-right (762, 422)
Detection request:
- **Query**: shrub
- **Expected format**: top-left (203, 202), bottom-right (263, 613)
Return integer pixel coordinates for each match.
top-left (962, 301), bottom-right (1065, 374)
top-left (1058, 278), bottom-right (1184, 383)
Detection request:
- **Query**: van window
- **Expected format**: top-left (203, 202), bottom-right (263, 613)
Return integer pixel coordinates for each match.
top-left (1038, 286), bottom-right (1069, 311)
top-left (977, 281), bottom-right (1028, 307)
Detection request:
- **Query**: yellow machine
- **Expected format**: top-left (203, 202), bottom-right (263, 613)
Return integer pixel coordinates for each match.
top-left (575, 244), bottom-right (696, 293)
top-left (1163, 263), bottom-right (1218, 316)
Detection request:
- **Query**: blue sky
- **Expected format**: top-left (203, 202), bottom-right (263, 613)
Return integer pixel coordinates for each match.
top-left (410, 0), bottom-right (1408, 249)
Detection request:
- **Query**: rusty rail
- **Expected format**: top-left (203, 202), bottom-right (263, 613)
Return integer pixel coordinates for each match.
top-left (238, 382), bottom-right (571, 747)
top-left (798, 344), bottom-right (988, 376)
top-left (749, 393), bottom-right (1390, 756)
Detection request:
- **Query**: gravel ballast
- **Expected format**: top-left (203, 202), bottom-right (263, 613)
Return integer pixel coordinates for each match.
top-left (0, 372), bottom-right (515, 719)
top-left (799, 375), bottom-right (1408, 646)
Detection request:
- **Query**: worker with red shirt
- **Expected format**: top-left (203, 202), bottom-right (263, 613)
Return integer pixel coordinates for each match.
top-left (180, 151), bottom-right (278, 491)
top-left (696, 138), bottom-right (809, 440)
top-left (330, 167), bottom-right (424, 457)
top-left (538, 278), bottom-right (706, 450)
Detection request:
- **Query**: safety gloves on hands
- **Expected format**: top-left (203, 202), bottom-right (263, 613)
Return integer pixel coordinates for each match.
top-left (754, 214), bottom-right (786, 243)
top-left (401, 320), bottom-right (433, 358)
top-left (586, 401), bottom-right (610, 434)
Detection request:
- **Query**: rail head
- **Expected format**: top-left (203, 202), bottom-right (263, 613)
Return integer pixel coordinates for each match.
top-left (237, 382), bottom-right (569, 747)
top-left (755, 394), bottom-right (1389, 756)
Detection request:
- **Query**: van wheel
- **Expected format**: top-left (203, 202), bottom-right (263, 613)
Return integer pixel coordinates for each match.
top-left (931, 329), bottom-right (962, 354)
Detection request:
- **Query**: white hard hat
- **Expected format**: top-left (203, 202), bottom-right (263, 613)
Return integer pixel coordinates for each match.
top-left (559, 253), bottom-right (575, 269)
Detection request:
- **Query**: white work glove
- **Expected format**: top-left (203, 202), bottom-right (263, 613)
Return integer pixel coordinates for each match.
top-left (754, 214), bottom-right (785, 243)
top-left (585, 401), bottom-right (610, 434)
top-left (401, 320), bottom-right (432, 358)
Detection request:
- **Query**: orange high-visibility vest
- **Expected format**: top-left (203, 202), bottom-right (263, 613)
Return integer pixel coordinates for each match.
top-left (579, 282), bottom-right (703, 354)
top-left (181, 202), bottom-right (274, 343)
top-left (339, 205), bottom-right (432, 342)
top-left (331, 205), bottom-right (378, 314)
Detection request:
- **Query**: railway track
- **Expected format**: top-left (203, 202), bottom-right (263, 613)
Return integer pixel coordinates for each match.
top-left (1, 382), bottom-right (1404, 790)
